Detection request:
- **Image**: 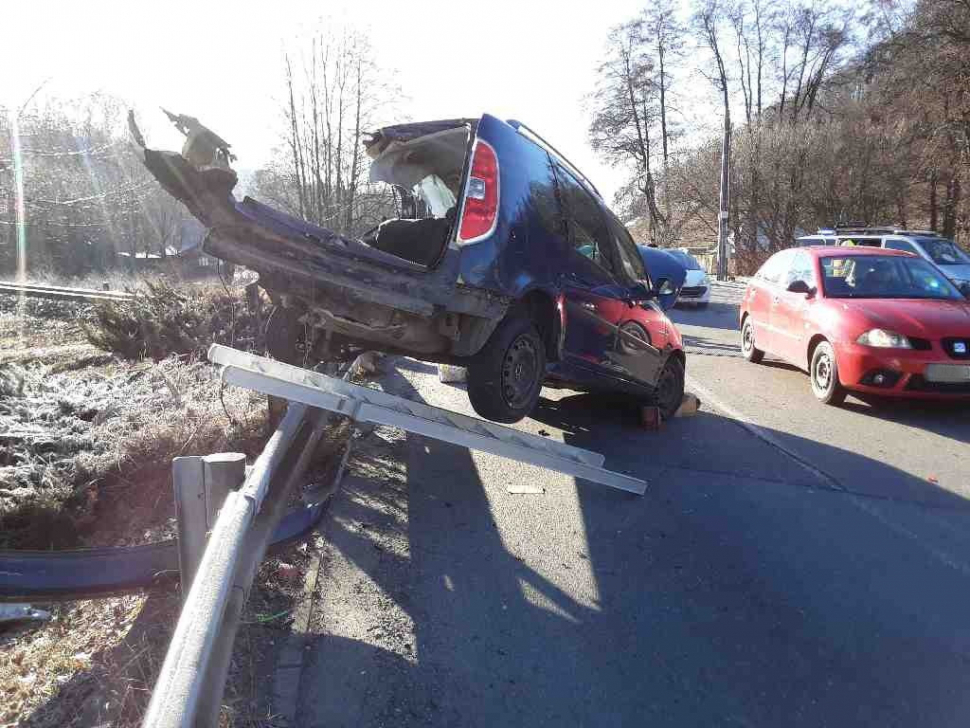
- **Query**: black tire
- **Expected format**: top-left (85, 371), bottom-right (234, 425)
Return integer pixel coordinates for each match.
top-left (265, 305), bottom-right (306, 365)
top-left (740, 317), bottom-right (764, 363)
top-left (654, 355), bottom-right (686, 420)
top-left (467, 314), bottom-right (546, 423)
top-left (810, 340), bottom-right (846, 405)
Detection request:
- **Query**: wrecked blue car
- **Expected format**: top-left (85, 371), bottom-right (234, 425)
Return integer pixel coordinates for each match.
top-left (132, 112), bottom-right (686, 423)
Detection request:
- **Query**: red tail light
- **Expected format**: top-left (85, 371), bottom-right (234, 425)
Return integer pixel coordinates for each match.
top-left (458, 140), bottom-right (499, 242)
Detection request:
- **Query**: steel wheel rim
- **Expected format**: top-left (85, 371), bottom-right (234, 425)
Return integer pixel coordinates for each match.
top-left (814, 351), bottom-right (832, 392)
top-left (657, 363), bottom-right (681, 413)
top-left (742, 322), bottom-right (754, 354)
top-left (501, 335), bottom-right (539, 409)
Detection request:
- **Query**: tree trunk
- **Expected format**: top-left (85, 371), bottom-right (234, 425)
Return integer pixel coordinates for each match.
top-left (285, 55), bottom-right (307, 219)
top-left (658, 41), bottom-right (672, 224)
top-left (943, 175), bottom-right (960, 238)
top-left (346, 58), bottom-right (363, 234)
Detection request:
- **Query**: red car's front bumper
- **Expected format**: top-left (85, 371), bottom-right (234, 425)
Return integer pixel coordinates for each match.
top-left (836, 342), bottom-right (970, 399)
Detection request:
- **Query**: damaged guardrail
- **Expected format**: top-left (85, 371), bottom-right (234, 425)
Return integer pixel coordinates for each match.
top-left (0, 281), bottom-right (137, 303)
top-left (142, 340), bottom-right (643, 726)
top-left (141, 357), bottom-right (358, 728)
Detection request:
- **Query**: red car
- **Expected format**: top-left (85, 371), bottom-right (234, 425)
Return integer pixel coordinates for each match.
top-left (740, 247), bottom-right (970, 404)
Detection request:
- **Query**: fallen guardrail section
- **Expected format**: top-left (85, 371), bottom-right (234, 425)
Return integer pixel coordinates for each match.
top-left (209, 344), bottom-right (647, 495)
top-left (0, 502), bottom-right (328, 602)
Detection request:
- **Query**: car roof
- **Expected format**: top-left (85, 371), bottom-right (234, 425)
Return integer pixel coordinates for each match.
top-left (802, 246), bottom-right (913, 258)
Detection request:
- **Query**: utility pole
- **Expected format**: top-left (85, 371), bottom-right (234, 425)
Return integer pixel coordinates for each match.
top-left (716, 122), bottom-right (731, 281)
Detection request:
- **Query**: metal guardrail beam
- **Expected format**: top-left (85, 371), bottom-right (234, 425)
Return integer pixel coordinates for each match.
top-left (0, 281), bottom-right (137, 302)
top-left (142, 402), bottom-right (314, 728)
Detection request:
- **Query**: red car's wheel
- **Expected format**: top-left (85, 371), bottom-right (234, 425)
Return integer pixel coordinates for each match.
top-left (741, 317), bottom-right (764, 364)
top-left (810, 341), bottom-right (847, 405)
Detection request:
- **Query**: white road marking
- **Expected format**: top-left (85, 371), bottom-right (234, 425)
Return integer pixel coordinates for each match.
top-left (685, 373), bottom-right (970, 578)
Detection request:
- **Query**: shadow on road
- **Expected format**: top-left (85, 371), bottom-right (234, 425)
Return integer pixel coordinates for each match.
top-left (681, 334), bottom-right (743, 358)
top-left (669, 301), bottom-right (739, 331)
top-left (301, 362), bottom-right (970, 727)
top-left (839, 397), bottom-right (970, 444)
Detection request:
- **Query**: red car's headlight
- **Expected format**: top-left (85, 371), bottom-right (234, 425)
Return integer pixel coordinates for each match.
top-left (856, 329), bottom-right (912, 349)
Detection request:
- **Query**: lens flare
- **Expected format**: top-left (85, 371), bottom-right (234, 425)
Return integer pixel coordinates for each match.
top-left (8, 110), bottom-right (27, 284)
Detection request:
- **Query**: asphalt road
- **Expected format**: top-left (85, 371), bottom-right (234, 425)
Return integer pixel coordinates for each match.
top-left (297, 282), bottom-right (970, 727)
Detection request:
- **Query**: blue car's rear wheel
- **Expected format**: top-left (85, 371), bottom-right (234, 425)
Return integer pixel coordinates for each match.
top-left (468, 314), bottom-right (546, 423)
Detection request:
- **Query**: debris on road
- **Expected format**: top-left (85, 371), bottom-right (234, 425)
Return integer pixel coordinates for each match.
top-left (674, 392), bottom-right (702, 418)
top-left (438, 364), bottom-right (467, 383)
top-left (506, 483), bottom-right (545, 495)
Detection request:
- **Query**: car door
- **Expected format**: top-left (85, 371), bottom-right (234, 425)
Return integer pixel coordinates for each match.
top-left (604, 214), bottom-right (666, 386)
top-left (770, 250), bottom-right (816, 367)
top-left (745, 250), bottom-right (791, 355)
top-left (554, 166), bottom-right (628, 373)
top-left (554, 166), bottom-right (662, 384)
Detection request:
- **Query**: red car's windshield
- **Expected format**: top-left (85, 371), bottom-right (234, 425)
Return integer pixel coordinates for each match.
top-left (820, 255), bottom-right (964, 300)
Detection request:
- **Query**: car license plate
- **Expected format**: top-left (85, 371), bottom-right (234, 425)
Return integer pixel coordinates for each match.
top-left (925, 364), bottom-right (970, 383)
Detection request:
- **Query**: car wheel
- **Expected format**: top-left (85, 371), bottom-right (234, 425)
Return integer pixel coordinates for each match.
top-left (810, 341), bottom-right (846, 405)
top-left (653, 355), bottom-right (685, 420)
top-left (467, 314), bottom-right (546, 423)
top-left (740, 318), bottom-right (764, 364)
top-left (265, 305), bottom-right (306, 365)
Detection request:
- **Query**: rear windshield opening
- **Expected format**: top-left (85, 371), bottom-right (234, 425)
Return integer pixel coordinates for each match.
top-left (360, 125), bottom-right (471, 267)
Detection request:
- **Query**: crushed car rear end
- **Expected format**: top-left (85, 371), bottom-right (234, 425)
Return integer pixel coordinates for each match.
top-left (130, 112), bottom-right (510, 364)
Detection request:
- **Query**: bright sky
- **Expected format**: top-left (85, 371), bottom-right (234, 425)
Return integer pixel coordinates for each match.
top-left (2, 0), bottom-right (692, 207)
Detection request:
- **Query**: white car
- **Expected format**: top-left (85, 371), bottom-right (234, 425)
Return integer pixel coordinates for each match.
top-left (796, 228), bottom-right (970, 296)
top-left (667, 250), bottom-right (711, 307)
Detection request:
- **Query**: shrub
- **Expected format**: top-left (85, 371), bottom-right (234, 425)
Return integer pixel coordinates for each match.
top-left (83, 279), bottom-right (261, 360)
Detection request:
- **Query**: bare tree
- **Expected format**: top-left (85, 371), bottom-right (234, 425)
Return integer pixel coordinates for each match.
top-left (643, 0), bottom-right (685, 223)
top-left (589, 19), bottom-right (675, 242)
top-left (0, 92), bottom-right (173, 279)
top-left (269, 24), bottom-right (401, 238)
top-left (695, 0), bottom-right (733, 277)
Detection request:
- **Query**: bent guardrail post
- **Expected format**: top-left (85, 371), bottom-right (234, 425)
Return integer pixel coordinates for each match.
top-left (143, 403), bottom-right (311, 728)
top-left (173, 453), bottom-right (246, 596)
top-left (202, 454), bottom-right (246, 529)
top-left (172, 457), bottom-right (206, 595)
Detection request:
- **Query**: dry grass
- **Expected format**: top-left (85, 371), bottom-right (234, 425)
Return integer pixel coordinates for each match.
top-left (0, 281), bottom-right (357, 727)
top-left (1, 559), bottom-right (306, 728)
top-left (0, 294), bottom-right (91, 356)
top-left (1, 273), bottom-right (270, 550)
top-left (0, 354), bottom-right (269, 549)
top-left (0, 271), bottom-right (145, 293)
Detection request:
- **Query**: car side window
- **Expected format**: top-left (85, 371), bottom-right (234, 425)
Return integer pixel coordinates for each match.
top-left (757, 251), bottom-right (792, 285)
top-left (605, 214), bottom-right (647, 285)
top-left (528, 152), bottom-right (567, 239)
top-left (884, 239), bottom-right (917, 254)
top-left (554, 165), bottom-right (617, 277)
top-left (786, 250), bottom-right (815, 288)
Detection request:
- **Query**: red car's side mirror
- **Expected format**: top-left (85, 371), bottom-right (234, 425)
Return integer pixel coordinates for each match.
top-left (787, 280), bottom-right (815, 297)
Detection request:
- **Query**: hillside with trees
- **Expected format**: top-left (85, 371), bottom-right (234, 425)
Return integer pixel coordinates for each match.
top-left (590, 0), bottom-right (970, 271)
